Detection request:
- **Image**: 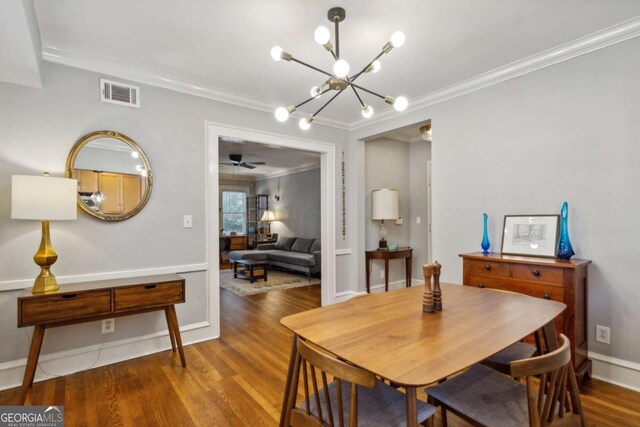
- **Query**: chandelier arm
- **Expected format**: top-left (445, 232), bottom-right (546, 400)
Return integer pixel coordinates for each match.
top-left (346, 77), bottom-right (365, 107)
top-left (343, 81), bottom-right (386, 100)
top-left (294, 88), bottom-right (331, 109)
top-left (335, 19), bottom-right (340, 59)
top-left (312, 90), bottom-right (345, 118)
top-left (290, 58), bottom-right (333, 78)
top-left (352, 51), bottom-right (386, 80)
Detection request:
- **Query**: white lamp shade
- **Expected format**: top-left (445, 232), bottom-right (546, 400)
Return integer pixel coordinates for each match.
top-left (260, 210), bottom-right (276, 222)
top-left (372, 189), bottom-right (399, 220)
top-left (12, 175), bottom-right (78, 220)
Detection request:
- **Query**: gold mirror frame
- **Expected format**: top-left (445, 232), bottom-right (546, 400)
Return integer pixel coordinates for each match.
top-left (65, 130), bottom-right (153, 221)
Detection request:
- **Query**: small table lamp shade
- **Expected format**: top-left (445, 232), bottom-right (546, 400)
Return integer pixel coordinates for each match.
top-left (11, 174), bottom-right (78, 294)
top-left (12, 175), bottom-right (78, 220)
top-left (260, 210), bottom-right (276, 222)
top-left (372, 189), bottom-right (399, 220)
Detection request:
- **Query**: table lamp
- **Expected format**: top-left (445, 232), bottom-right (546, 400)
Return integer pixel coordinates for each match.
top-left (372, 188), bottom-right (399, 249)
top-left (11, 173), bottom-right (78, 293)
top-left (260, 209), bottom-right (276, 235)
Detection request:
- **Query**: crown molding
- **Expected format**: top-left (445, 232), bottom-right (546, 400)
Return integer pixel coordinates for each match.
top-left (42, 16), bottom-right (640, 132)
top-left (350, 16), bottom-right (640, 130)
top-left (219, 172), bottom-right (256, 183)
top-left (257, 162), bottom-right (320, 180)
top-left (41, 45), bottom-right (350, 130)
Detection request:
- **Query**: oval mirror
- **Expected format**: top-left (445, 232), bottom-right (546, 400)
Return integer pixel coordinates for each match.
top-left (65, 130), bottom-right (153, 221)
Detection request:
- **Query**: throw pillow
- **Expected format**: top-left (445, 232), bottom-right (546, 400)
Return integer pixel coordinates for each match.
top-left (291, 238), bottom-right (314, 253)
top-left (274, 236), bottom-right (296, 251)
top-left (309, 239), bottom-right (321, 253)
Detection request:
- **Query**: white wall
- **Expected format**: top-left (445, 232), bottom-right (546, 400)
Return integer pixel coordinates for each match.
top-left (0, 62), bottom-right (349, 389)
top-left (255, 168), bottom-right (321, 240)
top-left (409, 141), bottom-right (431, 277)
top-left (353, 37), bottom-right (640, 377)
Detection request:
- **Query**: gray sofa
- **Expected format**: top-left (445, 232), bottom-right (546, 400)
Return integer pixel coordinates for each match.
top-left (228, 237), bottom-right (321, 279)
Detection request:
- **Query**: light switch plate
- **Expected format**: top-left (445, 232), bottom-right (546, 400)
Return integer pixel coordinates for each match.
top-left (183, 215), bottom-right (193, 228)
top-left (416, 217), bottom-right (421, 224)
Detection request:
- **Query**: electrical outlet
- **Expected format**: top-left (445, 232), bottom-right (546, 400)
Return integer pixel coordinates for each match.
top-left (416, 216), bottom-right (421, 224)
top-left (595, 325), bottom-right (610, 344)
top-left (102, 318), bottom-right (115, 334)
top-left (183, 215), bottom-right (193, 228)
top-left (380, 270), bottom-right (385, 279)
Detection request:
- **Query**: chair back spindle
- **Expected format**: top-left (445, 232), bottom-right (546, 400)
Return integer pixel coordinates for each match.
top-left (289, 337), bottom-right (377, 427)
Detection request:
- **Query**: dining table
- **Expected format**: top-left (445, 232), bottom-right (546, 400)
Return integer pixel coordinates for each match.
top-left (279, 283), bottom-right (566, 427)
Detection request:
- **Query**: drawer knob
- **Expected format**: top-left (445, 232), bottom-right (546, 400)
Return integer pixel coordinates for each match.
top-left (478, 283), bottom-right (485, 288)
top-left (144, 284), bottom-right (157, 289)
top-left (532, 269), bottom-right (540, 276)
top-left (61, 294), bottom-right (77, 299)
top-left (544, 294), bottom-right (551, 300)
top-left (483, 264), bottom-right (491, 271)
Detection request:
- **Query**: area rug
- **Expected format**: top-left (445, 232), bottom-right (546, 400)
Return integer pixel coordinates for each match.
top-left (220, 269), bottom-right (320, 296)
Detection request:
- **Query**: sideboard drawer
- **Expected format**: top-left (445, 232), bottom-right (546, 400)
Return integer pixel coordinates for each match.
top-left (466, 260), bottom-right (510, 278)
top-left (20, 290), bottom-right (112, 326)
top-left (468, 275), bottom-right (564, 302)
top-left (511, 264), bottom-right (563, 286)
top-left (114, 281), bottom-right (184, 311)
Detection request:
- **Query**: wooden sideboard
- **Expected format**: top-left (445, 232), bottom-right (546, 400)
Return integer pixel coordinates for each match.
top-left (459, 252), bottom-right (592, 384)
top-left (17, 273), bottom-right (186, 404)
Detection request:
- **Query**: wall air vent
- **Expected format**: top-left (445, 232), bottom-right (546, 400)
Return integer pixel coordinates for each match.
top-left (100, 78), bottom-right (140, 108)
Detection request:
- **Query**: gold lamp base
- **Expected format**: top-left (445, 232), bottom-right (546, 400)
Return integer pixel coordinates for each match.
top-left (32, 221), bottom-right (59, 294)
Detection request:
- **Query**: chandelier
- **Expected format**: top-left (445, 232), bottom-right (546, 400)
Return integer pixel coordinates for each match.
top-left (271, 7), bottom-right (408, 130)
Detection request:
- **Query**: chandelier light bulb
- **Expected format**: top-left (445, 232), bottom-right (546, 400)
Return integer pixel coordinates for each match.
top-left (393, 96), bottom-right (408, 112)
top-left (390, 31), bottom-right (406, 48)
top-left (271, 46), bottom-right (284, 61)
top-left (310, 86), bottom-right (322, 98)
top-left (140, 169), bottom-right (148, 177)
top-left (333, 59), bottom-right (350, 78)
top-left (361, 105), bottom-right (374, 119)
top-left (298, 117), bottom-right (313, 130)
top-left (135, 164), bottom-right (143, 172)
top-left (131, 151), bottom-right (139, 159)
top-left (314, 26), bottom-right (331, 45)
top-left (275, 106), bottom-right (290, 122)
top-left (371, 60), bottom-right (381, 73)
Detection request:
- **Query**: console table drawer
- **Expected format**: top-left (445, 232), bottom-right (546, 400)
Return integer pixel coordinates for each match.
top-left (114, 281), bottom-right (184, 311)
top-left (468, 275), bottom-right (564, 302)
top-left (20, 290), bottom-right (112, 326)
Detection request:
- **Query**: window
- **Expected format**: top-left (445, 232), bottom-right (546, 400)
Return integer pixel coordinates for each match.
top-left (222, 190), bottom-right (246, 234)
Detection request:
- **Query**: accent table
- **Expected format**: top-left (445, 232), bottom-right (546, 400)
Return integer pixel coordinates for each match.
top-left (365, 247), bottom-right (413, 293)
top-left (17, 273), bottom-right (186, 404)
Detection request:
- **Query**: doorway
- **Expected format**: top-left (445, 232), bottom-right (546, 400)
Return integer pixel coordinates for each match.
top-left (206, 122), bottom-right (336, 336)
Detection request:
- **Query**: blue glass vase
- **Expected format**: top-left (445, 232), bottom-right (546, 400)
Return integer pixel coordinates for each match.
top-left (481, 213), bottom-right (490, 254)
top-left (557, 202), bottom-right (575, 259)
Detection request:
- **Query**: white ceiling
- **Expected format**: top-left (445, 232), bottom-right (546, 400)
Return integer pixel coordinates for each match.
top-left (30, 1), bottom-right (640, 125)
top-left (218, 138), bottom-right (319, 178)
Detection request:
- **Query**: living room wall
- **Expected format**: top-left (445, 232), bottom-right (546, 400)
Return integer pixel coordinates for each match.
top-left (255, 168), bottom-right (321, 240)
top-left (353, 36), bottom-right (640, 388)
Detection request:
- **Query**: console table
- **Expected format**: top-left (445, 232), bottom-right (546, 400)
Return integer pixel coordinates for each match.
top-left (365, 247), bottom-right (413, 293)
top-left (17, 273), bottom-right (186, 404)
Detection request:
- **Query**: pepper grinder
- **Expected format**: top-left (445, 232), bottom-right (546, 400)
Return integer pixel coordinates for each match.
top-left (432, 261), bottom-right (442, 311)
top-left (422, 264), bottom-right (434, 313)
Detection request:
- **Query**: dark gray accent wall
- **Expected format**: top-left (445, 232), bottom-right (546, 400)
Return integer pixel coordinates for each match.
top-left (255, 168), bottom-right (321, 240)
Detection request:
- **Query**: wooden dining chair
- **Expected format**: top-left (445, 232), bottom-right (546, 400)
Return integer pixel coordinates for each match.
top-left (425, 334), bottom-right (585, 427)
top-left (285, 337), bottom-right (436, 427)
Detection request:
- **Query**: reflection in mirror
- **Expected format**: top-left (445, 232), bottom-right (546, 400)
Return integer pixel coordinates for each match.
top-left (66, 131), bottom-right (152, 221)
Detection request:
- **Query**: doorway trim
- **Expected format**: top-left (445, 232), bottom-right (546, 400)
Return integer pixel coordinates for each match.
top-left (206, 121), bottom-right (337, 333)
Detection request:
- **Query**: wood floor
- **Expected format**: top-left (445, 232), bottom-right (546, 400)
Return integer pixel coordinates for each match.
top-left (2, 285), bottom-right (639, 426)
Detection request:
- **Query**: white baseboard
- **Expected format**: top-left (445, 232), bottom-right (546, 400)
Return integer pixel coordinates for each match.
top-left (0, 321), bottom-right (217, 391)
top-left (368, 278), bottom-right (423, 292)
top-left (334, 290), bottom-right (366, 302)
top-left (589, 351), bottom-right (640, 392)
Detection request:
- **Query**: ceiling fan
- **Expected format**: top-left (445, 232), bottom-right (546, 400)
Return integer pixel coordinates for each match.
top-left (219, 154), bottom-right (266, 170)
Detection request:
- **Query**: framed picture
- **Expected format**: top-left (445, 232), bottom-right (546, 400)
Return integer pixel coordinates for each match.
top-left (501, 214), bottom-right (560, 258)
